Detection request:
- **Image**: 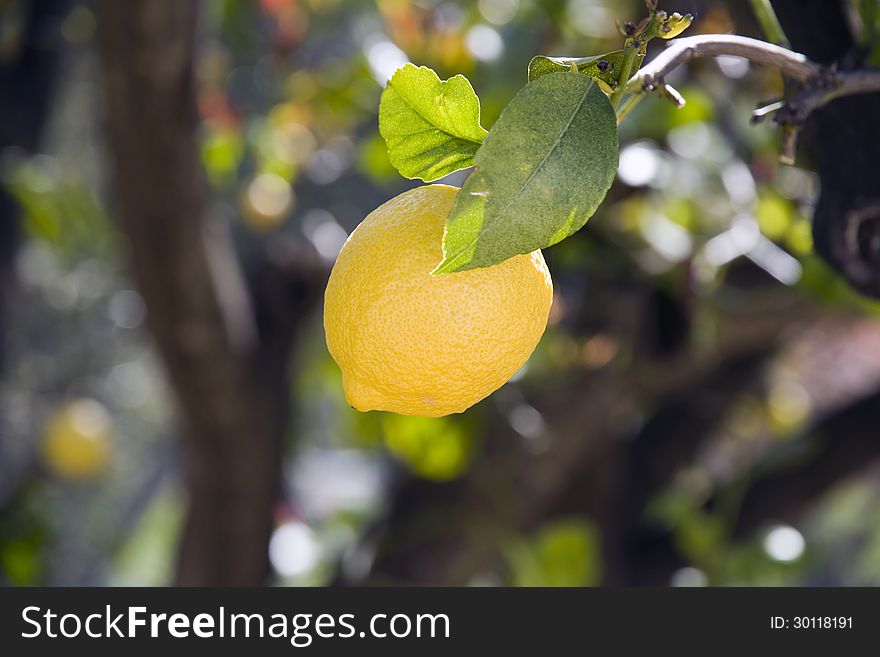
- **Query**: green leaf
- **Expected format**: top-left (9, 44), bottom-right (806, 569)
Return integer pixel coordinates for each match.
top-left (528, 50), bottom-right (643, 91)
top-left (434, 72), bottom-right (618, 274)
top-left (379, 64), bottom-right (488, 182)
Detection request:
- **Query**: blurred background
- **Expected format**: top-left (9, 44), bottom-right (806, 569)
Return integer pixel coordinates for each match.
top-left (2, 0), bottom-right (880, 587)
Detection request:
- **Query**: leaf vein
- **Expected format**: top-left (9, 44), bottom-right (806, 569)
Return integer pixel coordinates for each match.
top-left (441, 77), bottom-right (595, 269)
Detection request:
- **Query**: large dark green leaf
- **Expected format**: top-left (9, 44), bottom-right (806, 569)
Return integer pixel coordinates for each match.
top-left (434, 72), bottom-right (618, 274)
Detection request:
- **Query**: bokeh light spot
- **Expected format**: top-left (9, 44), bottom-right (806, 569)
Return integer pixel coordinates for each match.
top-left (269, 521), bottom-right (320, 578)
top-left (763, 524), bottom-right (805, 562)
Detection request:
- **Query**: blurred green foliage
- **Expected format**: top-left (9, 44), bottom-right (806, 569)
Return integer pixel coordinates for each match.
top-left (2, 0), bottom-right (880, 588)
top-left (508, 519), bottom-right (601, 586)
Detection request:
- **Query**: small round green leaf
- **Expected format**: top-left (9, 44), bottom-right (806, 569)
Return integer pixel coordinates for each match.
top-left (434, 72), bottom-right (618, 274)
top-left (379, 64), bottom-right (488, 182)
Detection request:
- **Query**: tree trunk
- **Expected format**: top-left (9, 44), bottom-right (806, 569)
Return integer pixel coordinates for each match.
top-left (97, 0), bottom-right (292, 585)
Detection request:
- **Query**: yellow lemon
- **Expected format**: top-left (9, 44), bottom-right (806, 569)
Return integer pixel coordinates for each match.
top-left (41, 398), bottom-right (113, 481)
top-left (323, 184), bottom-right (553, 417)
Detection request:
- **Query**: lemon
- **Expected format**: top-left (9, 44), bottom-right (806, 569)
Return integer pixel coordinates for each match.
top-left (324, 184), bottom-right (553, 417)
top-left (41, 398), bottom-right (113, 481)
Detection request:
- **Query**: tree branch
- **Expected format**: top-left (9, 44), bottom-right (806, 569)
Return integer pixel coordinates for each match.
top-left (780, 69), bottom-right (880, 118)
top-left (626, 34), bottom-right (880, 115)
top-left (627, 34), bottom-right (819, 91)
top-left (771, 0), bottom-right (880, 298)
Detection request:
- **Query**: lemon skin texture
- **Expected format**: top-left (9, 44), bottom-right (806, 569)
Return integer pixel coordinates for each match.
top-left (41, 399), bottom-right (113, 481)
top-left (323, 184), bottom-right (553, 417)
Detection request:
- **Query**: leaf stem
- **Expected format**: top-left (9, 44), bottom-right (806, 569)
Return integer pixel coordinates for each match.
top-left (615, 93), bottom-right (644, 124)
top-left (611, 42), bottom-right (640, 107)
top-left (748, 0), bottom-right (790, 47)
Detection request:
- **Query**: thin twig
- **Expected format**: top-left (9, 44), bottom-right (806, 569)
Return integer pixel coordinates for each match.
top-left (615, 93), bottom-right (644, 124)
top-left (751, 100), bottom-right (785, 123)
top-left (779, 125), bottom-right (799, 165)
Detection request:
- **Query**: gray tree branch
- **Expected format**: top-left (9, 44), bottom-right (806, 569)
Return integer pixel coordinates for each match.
top-left (626, 34), bottom-right (880, 124)
top-left (628, 34), bottom-right (820, 88)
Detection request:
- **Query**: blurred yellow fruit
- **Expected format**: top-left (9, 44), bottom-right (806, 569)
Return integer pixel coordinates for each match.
top-left (323, 184), bottom-right (553, 417)
top-left (41, 398), bottom-right (113, 481)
